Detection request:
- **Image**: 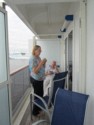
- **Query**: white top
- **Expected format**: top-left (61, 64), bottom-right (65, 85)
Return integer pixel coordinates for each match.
top-left (45, 65), bottom-right (58, 74)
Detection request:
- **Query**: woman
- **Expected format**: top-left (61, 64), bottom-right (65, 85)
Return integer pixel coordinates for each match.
top-left (43, 61), bottom-right (59, 96)
top-left (29, 45), bottom-right (47, 116)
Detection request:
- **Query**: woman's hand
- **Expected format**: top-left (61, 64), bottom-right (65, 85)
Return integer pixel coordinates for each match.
top-left (39, 59), bottom-right (47, 67)
top-left (33, 58), bottom-right (47, 74)
top-left (45, 71), bottom-right (53, 76)
top-left (45, 71), bottom-right (50, 76)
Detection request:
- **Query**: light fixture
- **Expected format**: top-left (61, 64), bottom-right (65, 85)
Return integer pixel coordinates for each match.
top-left (60, 15), bottom-right (73, 32)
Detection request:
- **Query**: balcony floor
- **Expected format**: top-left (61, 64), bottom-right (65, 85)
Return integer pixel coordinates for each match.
top-left (31, 109), bottom-right (51, 125)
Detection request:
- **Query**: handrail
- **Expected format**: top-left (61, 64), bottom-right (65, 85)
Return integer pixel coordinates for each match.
top-left (10, 65), bottom-right (29, 76)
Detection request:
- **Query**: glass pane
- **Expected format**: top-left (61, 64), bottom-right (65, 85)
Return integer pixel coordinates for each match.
top-left (0, 11), bottom-right (7, 83)
top-left (0, 85), bottom-right (10, 125)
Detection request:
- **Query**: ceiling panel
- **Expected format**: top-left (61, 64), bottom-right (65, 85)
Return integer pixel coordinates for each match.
top-left (16, 2), bottom-right (71, 36)
top-left (4, 0), bottom-right (79, 39)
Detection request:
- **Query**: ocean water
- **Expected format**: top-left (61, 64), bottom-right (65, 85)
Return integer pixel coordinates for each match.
top-left (9, 53), bottom-right (30, 59)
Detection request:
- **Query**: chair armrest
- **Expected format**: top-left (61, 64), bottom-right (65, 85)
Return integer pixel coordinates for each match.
top-left (32, 120), bottom-right (49, 125)
top-left (54, 77), bottom-right (66, 82)
top-left (31, 92), bottom-right (49, 111)
top-left (31, 92), bottom-right (51, 121)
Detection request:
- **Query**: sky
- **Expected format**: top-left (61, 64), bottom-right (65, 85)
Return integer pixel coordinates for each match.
top-left (6, 6), bottom-right (35, 54)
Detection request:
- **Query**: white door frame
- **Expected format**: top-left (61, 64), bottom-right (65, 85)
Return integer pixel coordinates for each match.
top-left (0, 6), bottom-right (12, 125)
top-left (64, 22), bottom-right (74, 90)
top-left (79, 0), bottom-right (87, 93)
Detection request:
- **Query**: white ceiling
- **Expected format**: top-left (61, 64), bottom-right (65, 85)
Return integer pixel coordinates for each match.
top-left (4, 0), bottom-right (79, 39)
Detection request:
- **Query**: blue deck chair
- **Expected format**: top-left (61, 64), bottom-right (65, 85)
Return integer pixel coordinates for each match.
top-left (30, 71), bottom-right (68, 121)
top-left (32, 88), bottom-right (89, 125)
top-left (50, 71), bottom-right (68, 104)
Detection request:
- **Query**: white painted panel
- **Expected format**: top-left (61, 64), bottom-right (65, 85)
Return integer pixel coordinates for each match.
top-left (85, 0), bottom-right (94, 125)
top-left (60, 40), bottom-right (65, 71)
top-left (37, 39), bottom-right (61, 66)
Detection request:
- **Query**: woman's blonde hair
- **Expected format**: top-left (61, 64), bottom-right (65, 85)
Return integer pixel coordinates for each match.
top-left (32, 45), bottom-right (41, 55)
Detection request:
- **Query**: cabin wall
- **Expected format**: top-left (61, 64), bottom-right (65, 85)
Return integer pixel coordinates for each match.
top-left (60, 39), bottom-right (65, 71)
top-left (64, 2), bottom-right (80, 91)
top-left (85, 0), bottom-right (94, 125)
top-left (37, 39), bottom-right (61, 67)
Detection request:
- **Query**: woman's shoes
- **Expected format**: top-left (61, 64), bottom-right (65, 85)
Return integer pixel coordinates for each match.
top-left (37, 111), bottom-right (44, 117)
top-left (32, 111), bottom-right (44, 121)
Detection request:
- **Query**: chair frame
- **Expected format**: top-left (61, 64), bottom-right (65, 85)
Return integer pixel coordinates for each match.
top-left (31, 72), bottom-right (68, 122)
top-left (32, 88), bottom-right (89, 125)
top-left (48, 77), bottom-right (67, 106)
top-left (31, 92), bottom-right (51, 121)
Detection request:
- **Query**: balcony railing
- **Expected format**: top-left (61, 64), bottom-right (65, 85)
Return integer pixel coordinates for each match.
top-left (10, 59), bottom-right (31, 115)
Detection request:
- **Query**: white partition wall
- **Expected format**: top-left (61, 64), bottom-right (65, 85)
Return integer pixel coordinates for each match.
top-left (37, 39), bottom-right (61, 66)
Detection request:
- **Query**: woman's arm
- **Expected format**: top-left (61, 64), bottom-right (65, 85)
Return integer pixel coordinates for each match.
top-left (45, 71), bottom-right (51, 76)
top-left (33, 59), bottom-right (46, 74)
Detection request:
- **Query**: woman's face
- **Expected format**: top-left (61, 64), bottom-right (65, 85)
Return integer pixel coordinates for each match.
top-left (35, 47), bottom-right (41, 56)
top-left (51, 61), bottom-right (56, 68)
